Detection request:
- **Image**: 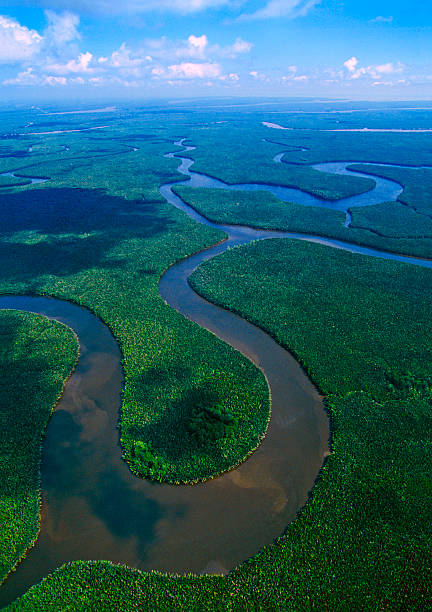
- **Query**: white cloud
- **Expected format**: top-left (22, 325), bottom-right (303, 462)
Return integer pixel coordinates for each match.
top-left (43, 10), bottom-right (80, 46)
top-left (167, 62), bottom-right (222, 79)
top-left (3, 67), bottom-right (38, 85)
top-left (374, 62), bottom-right (401, 75)
top-left (96, 43), bottom-right (148, 77)
top-left (0, 15), bottom-right (42, 62)
top-left (344, 56), bottom-right (358, 73)
top-left (188, 34), bottom-right (208, 57)
top-left (145, 34), bottom-right (208, 60)
top-left (43, 75), bottom-right (67, 85)
top-left (371, 16), bottom-right (393, 24)
top-left (343, 57), bottom-right (404, 81)
top-left (219, 72), bottom-right (240, 81)
top-left (238, 0), bottom-right (320, 21)
top-left (111, 43), bottom-right (143, 69)
top-left (47, 51), bottom-right (93, 74)
top-left (249, 70), bottom-right (268, 80)
top-left (28, 0), bottom-right (232, 16)
top-left (219, 37), bottom-right (253, 57)
top-left (144, 33), bottom-right (252, 64)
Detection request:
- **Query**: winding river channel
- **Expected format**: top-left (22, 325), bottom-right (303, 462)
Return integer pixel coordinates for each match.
top-left (1, 137), bottom-right (432, 607)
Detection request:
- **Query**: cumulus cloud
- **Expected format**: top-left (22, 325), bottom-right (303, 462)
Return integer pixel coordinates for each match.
top-left (344, 56), bottom-right (358, 73)
top-left (144, 33), bottom-right (252, 63)
top-left (374, 62), bottom-right (400, 74)
top-left (47, 51), bottom-right (93, 74)
top-left (3, 67), bottom-right (38, 85)
top-left (343, 56), bottom-right (404, 81)
top-left (166, 62), bottom-right (222, 79)
top-left (0, 11), bottom-right (252, 89)
top-left (144, 34), bottom-right (208, 60)
top-left (3, 68), bottom-right (70, 87)
top-left (106, 43), bottom-right (148, 76)
top-left (238, 0), bottom-right (320, 21)
top-left (188, 34), bottom-right (208, 57)
top-left (0, 15), bottom-right (42, 62)
top-left (0, 10), bottom-right (82, 66)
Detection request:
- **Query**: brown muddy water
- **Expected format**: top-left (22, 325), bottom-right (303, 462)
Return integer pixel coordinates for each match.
top-left (0, 280), bottom-right (327, 608)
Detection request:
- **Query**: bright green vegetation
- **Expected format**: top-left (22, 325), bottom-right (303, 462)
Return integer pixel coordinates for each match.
top-left (0, 132), bottom-right (269, 484)
top-left (130, 441), bottom-right (169, 481)
top-left (9, 238), bottom-right (432, 610)
top-left (0, 310), bottom-right (78, 585)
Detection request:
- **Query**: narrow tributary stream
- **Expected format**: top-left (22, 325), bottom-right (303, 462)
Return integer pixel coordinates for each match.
top-left (1, 138), bottom-right (432, 607)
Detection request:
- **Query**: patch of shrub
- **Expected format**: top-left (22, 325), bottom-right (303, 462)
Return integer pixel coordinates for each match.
top-left (188, 404), bottom-right (240, 445)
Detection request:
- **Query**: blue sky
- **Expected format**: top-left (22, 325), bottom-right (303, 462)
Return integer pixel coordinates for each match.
top-left (1, 0), bottom-right (431, 101)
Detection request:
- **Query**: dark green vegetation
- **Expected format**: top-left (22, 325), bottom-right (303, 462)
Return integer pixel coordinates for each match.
top-left (350, 200), bottom-right (432, 238)
top-left (0, 126), bottom-right (269, 484)
top-left (174, 177), bottom-right (432, 259)
top-left (174, 184), bottom-right (347, 232)
top-left (184, 126), bottom-right (375, 200)
top-left (349, 163), bottom-right (432, 232)
top-left (9, 238), bottom-right (432, 610)
top-left (3, 103), bottom-right (432, 608)
top-left (189, 239), bottom-right (432, 608)
top-left (191, 239), bottom-right (432, 395)
top-left (188, 403), bottom-right (239, 446)
top-left (0, 176), bottom-right (31, 188)
top-left (178, 117), bottom-right (432, 257)
top-left (0, 310), bottom-right (78, 585)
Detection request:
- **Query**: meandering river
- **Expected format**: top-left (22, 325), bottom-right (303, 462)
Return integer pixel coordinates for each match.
top-left (1, 137), bottom-right (432, 607)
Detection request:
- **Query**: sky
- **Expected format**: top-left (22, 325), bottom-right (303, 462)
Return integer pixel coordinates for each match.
top-left (1, 0), bottom-right (431, 102)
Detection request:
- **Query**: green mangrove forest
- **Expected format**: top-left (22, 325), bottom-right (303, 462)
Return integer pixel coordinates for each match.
top-left (0, 102), bottom-right (431, 610)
